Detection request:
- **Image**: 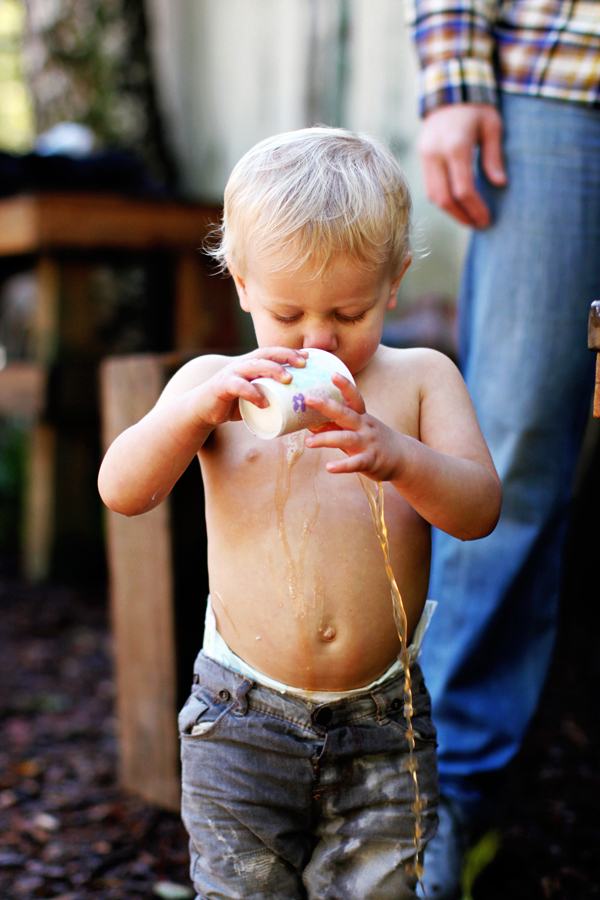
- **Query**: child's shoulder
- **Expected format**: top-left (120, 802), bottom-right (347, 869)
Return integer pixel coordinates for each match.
top-left (357, 346), bottom-right (464, 435)
top-left (368, 344), bottom-right (460, 385)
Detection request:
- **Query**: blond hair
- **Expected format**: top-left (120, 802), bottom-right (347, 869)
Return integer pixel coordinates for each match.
top-left (208, 126), bottom-right (412, 279)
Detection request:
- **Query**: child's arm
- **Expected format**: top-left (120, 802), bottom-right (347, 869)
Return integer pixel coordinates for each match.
top-left (98, 348), bottom-right (307, 517)
top-left (304, 350), bottom-right (501, 540)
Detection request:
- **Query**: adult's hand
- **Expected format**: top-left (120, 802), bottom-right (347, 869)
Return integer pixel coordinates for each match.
top-left (417, 103), bottom-right (507, 228)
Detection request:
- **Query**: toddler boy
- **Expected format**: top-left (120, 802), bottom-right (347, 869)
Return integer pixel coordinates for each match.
top-left (98, 127), bottom-right (501, 900)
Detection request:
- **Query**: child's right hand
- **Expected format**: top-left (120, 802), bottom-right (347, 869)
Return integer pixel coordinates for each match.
top-left (186, 347), bottom-right (308, 429)
top-left (99, 347), bottom-right (307, 517)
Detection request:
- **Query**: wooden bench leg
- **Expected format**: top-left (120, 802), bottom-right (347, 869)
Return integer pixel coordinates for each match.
top-left (23, 422), bottom-right (56, 583)
top-left (21, 257), bottom-right (61, 581)
top-left (100, 355), bottom-right (180, 810)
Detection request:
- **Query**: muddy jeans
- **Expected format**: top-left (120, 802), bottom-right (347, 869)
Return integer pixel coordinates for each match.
top-left (179, 652), bottom-right (439, 900)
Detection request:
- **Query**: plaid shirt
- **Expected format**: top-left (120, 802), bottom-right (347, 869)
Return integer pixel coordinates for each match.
top-left (408, 1), bottom-right (600, 116)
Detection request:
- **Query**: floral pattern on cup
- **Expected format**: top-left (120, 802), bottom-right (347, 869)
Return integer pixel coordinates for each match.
top-left (293, 393), bottom-right (307, 413)
top-left (239, 349), bottom-right (354, 439)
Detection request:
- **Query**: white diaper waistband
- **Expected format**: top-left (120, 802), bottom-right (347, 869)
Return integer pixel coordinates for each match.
top-left (202, 596), bottom-right (437, 703)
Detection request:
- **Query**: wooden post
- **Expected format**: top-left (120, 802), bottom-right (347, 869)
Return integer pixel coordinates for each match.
top-left (100, 355), bottom-right (180, 811)
top-left (23, 256), bottom-right (61, 582)
top-left (589, 300), bottom-right (600, 419)
top-left (174, 249), bottom-right (237, 353)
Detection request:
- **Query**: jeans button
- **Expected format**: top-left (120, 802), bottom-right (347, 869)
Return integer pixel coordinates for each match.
top-left (218, 689), bottom-right (231, 702)
top-left (390, 698), bottom-right (402, 712)
top-left (314, 706), bottom-right (333, 727)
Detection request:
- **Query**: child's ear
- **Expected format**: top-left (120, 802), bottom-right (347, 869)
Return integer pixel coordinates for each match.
top-left (387, 254), bottom-right (412, 311)
top-left (229, 267), bottom-right (250, 312)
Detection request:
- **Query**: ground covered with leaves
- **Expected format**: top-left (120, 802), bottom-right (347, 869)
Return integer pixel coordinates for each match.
top-left (0, 575), bottom-right (193, 899)
top-left (0, 488), bottom-right (599, 900)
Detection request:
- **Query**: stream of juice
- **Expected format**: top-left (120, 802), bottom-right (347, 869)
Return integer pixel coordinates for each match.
top-left (358, 474), bottom-right (425, 886)
top-left (274, 436), bottom-right (426, 887)
top-left (275, 432), bottom-right (321, 617)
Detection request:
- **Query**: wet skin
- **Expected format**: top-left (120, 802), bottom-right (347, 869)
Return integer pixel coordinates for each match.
top-left (98, 255), bottom-right (501, 691)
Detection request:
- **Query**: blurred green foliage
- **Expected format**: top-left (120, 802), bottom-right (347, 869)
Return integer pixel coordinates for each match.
top-left (0, 0), bottom-right (34, 152)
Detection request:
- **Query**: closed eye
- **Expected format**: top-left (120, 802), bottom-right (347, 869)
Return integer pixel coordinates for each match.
top-left (272, 313), bottom-right (302, 324)
top-left (271, 310), bottom-right (367, 324)
top-left (336, 311), bottom-right (367, 324)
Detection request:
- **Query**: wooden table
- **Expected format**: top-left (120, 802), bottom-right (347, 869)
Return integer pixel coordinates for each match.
top-left (0, 193), bottom-right (236, 581)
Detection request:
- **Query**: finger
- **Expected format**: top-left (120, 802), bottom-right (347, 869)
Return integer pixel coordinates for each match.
top-left (445, 149), bottom-right (491, 229)
top-left (307, 421), bottom-right (343, 435)
top-left (304, 428), bottom-right (364, 453)
top-left (248, 347), bottom-right (308, 367)
top-left (237, 358), bottom-right (295, 384)
top-left (324, 452), bottom-right (373, 475)
top-left (421, 152), bottom-right (475, 227)
top-left (304, 392), bottom-right (363, 430)
top-left (221, 377), bottom-right (270, 408)
top-left (330, 373), bottom-right (366, 414)
top-left (480, 113), bottom-right (507, 187)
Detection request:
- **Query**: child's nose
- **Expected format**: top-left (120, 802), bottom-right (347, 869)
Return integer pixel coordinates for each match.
top-left (302, 322), bottom-right (338, 352)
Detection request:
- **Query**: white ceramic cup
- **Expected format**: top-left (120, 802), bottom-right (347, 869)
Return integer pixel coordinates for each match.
top-left (239, 348), bottom-right (355, 440)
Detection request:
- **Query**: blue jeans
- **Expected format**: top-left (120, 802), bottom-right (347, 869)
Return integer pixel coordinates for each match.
top-left (420, 92), bottom-right (600, 817)
top-left (179, 652), bottom-right (439, 900)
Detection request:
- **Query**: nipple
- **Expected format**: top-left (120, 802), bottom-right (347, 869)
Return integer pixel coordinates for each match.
top-left (320, 626), bottom-right (336, 642)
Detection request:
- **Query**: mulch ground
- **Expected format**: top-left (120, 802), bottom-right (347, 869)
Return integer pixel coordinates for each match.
top-left (0, 574), bottom-right (193, 900)
top-left (0, 440), bottom-right (599, 900)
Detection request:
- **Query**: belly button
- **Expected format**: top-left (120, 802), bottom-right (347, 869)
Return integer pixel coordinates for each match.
top-left (320, 627), bottom-right (336, 642)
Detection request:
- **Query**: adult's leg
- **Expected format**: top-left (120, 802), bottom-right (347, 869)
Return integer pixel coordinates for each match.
top-left (420, 94), bottom-right (600, 816)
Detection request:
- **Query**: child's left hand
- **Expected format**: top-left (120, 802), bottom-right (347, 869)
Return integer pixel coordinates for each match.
top-left (303, 373), bottom-right (403, 482)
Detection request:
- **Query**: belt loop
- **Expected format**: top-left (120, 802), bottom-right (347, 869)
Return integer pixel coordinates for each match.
top-left (233, 679), bottom-right (253, 717)
top-left (370, 688), bottom-right (389, 725)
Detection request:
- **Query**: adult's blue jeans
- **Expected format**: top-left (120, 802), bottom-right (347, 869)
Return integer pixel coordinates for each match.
top-left (419, 92), bottom-right (600, 817)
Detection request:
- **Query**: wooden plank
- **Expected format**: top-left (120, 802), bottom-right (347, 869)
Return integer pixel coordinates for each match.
top-left (23, 423), bottom-right (56, 583)
top-left (0, 195), bottom-right (40, 255)
top-left (588, 300), bottom-right (600, 351)
top-left (18, 256), bottom-right (63, 583)
top-left (0, 194), bottom-right (221, 255)
top-left (174, 250), bottom-right (238, 353)
top-left (0, 362), bottom-right (47, 417)
top-left (33, 255), bottom-right (61, 365)
top-left (173, 249), bottom-right (216, 351)
top-left (100, 355), bottom-right (180, 810)
top-left (589, 302), bottom-right (600, 419)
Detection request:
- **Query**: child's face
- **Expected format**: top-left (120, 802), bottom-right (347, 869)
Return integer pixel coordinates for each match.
top-left (231, 253), bottom-right (408, 376)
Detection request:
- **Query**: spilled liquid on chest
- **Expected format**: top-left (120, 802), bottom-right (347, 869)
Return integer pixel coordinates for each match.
top-left (275, 432), bottom-right (321, 616)
top-left (358, 475), bottom-right (425, 886)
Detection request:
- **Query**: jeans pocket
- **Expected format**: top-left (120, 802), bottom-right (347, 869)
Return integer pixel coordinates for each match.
top-left (387, 707), bottom-right (437, 746)
top-left (178, 691), bottom-right (233, 740)
top-left (178, 695), bottom-right (210, 735)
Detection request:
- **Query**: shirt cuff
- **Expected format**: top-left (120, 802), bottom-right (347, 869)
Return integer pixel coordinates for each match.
top-left (418, 57), bottom-right (498, 116)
